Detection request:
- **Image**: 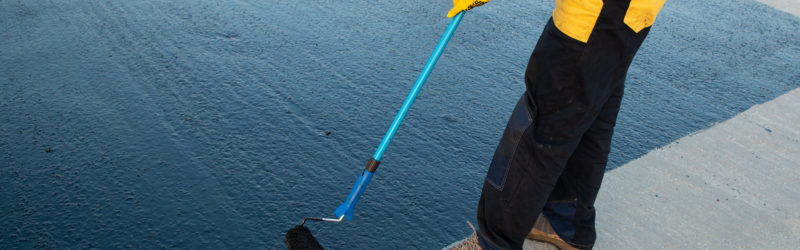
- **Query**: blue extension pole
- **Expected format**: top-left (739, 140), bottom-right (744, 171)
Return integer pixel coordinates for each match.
top-left (372, 11), bottom-right (464, 162)
top-left (335, 11), bottom-right (465, 220)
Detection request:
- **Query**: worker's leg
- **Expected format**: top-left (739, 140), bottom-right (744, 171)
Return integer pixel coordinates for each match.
top-left (542, 84), bottom-right (624, 249)
top-left (476, 18), bottom-right (622, 250)
top-left (538, 1), bottom-right (661, 246)
top-left (476, 0), bottom-right (663, 247)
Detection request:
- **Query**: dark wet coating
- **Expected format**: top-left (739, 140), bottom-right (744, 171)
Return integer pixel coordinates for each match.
top-left (1, 0), bottom-right (798, 248)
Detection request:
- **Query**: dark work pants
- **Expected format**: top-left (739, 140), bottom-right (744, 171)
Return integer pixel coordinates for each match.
top-left (476, 3), bottom-right (651, 249)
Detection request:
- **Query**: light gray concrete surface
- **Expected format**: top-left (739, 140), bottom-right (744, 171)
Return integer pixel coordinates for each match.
top-left (523, 239), bottom-right (560, 250)
top-left (521, 88), bottom-right (800, 249)
top-left (592, 87), bottom-right (800, 249)
top-left (522, 90), bottom-right (800, 250)
top-left (758, 0), bottom-right (800, 17)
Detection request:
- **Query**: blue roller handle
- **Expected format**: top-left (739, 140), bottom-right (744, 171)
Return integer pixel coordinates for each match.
top-left (335, 11), bottom-right (465, 220)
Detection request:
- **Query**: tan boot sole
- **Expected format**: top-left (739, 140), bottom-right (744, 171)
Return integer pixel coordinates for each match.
top-left (526, 214), bottom-right (578, 250)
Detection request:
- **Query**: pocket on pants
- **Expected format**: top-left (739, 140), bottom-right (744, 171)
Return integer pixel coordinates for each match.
top-left (486, 95), bottom-right (535, 191)
top-left (623, 0), bottom-right (666, 33)
top-left (552, 0), bottom-right (604, 43)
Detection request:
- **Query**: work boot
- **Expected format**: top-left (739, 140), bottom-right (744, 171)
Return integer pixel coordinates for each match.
top-left (527, 214), bottom-right (578, 250)
top-left (445, 222), bottom-right (481, 250)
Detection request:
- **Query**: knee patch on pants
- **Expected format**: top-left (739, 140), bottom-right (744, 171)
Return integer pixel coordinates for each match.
top-left (486, 94), bottom-right (535, 191)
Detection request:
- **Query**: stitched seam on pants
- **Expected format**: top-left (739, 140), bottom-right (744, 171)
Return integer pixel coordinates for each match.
top-left (497, 118), bottom-right (538, 209)
top-left (487, 108), bottom-right (533, 191)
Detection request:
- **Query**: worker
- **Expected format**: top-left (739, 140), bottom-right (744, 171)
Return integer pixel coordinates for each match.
top-left (448, 0), bottom-right (666, 249)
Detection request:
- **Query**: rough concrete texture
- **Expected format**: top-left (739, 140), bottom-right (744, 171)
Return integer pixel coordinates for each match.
top-left (758, 0), bottom-right (800, 17)
top-left (591, 87), bottom-right (800, 249)
top-left (524, 239), bottom-right (560, 250)
top-left (525, 90), bottom-right (800, 249)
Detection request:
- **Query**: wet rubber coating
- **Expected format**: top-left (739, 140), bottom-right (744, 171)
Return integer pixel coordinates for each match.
top-left (1, 0), bottom-right (798, 249)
